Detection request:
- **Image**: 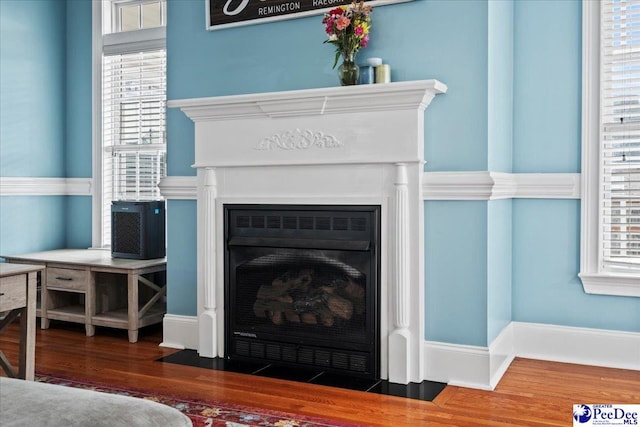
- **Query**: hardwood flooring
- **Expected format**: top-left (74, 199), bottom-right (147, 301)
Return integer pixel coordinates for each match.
top-left (1, 321), bottom-right (638, 426)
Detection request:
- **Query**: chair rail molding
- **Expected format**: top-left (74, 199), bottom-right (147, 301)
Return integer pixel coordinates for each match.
top-left (158, 176), bottom-right (198, 200)
top-left (0, 177), bottom-right (92, 196)
top-left (421, 172), bottom-right (580, 200)
top-left (160, 172), bottom-right (581, 201)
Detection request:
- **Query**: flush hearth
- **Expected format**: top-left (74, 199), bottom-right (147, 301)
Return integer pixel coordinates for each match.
top-left (224, 204), bottom-right (380, 379)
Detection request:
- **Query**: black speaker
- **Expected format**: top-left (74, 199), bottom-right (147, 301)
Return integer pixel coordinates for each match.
top-left (111, 200), bottom-right (165, 260)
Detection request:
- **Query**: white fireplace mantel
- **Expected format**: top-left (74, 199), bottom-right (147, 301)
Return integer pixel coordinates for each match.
top-left (168, 80), bottom-right (446, 384)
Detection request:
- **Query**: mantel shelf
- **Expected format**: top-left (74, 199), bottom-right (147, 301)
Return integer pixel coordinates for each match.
top-left (168, 80), bottom-right (447, 121)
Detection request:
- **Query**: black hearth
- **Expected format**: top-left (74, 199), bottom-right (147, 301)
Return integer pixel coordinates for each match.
top-left (224, 204), bottom-right (380, 379)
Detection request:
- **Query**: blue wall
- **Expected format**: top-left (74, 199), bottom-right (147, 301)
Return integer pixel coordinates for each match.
top-left (165, 200), bottom-right (197, 315)
top-left (1, 0), bottom-right (637, 347)
top-left (64, 0), bottom-right (93, 249)
top-left (487, 0), bottom-right (513, 344)
top-left (512, 0), bottom-right (638, 332)
top-left (513, 0), bottom-right (581, 173)
top-left (1, 0), bottom-right (66, 177)
top-left (0, 196), bottom-right (67, 255)
top-left (488, 0), bottom-right (513, 173)
top-left (0, 0), bottom-right (69, 256)
top-left (425, 201), bottom-right (488, 346)
top-left (0, 0), bottom-right (92, 256)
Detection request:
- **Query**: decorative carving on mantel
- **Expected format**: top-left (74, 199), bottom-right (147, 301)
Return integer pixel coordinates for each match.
top-left (255, 129), bottom-right (343, 151)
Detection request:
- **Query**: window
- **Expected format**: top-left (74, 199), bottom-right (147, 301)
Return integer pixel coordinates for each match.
top-left (117, 0), bottom-right (163, 31)
top-left (93, 0), bottom-right (166, 248)
top-left (581, 0), bottom-right (640, 297)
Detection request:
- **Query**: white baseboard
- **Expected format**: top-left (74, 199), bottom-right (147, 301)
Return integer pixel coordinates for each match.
top-left (423, 341), bottom-right (494, 390)
top-left (489, 323), bottom-right (516, 389)
top-left (161, 316), bottom-right (638, 389)
top-left (160, 314), bottom-right (198, 350)
top-left (424, 322), bottom-right (639, 390)
top-left (423, 323), bottom-right (515, 390)
top-left (512, 322), bottom-right (640, 371)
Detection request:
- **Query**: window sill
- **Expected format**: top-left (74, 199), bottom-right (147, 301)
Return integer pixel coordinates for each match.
top-left (579, 272), bottom-right (640, 297)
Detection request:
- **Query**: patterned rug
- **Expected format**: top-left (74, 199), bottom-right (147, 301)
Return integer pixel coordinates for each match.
top-left (36, 372), bottom-right (363, 427)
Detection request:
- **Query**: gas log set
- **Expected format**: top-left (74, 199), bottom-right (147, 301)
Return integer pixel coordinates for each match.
top-left (253, 268), bottom-right (365, 327)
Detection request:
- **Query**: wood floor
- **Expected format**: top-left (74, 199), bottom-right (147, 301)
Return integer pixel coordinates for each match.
top-left (1, 321), bottom-right (638, 426)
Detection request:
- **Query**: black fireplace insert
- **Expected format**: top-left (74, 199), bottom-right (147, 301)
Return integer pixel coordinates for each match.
top-left (224, 204), bottom-right (380, 379)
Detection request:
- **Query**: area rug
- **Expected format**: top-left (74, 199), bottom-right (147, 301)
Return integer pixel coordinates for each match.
top-left (36, 372), bottom-right (363, 427)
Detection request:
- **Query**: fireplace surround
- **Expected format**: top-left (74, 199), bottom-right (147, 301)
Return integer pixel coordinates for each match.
top-left (168, 80), bottom-right (446, 384)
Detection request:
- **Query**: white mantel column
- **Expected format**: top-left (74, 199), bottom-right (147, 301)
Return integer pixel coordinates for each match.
top-left (389, 163), bottom-right (413, 384)
top-left (198, 167), bottom-right (218, 357)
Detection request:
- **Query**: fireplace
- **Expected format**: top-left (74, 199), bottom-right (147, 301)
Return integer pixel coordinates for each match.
top-left (225, 204), bottom-right (380, 378)
top-left (166, 80), bottom-right (446, 384)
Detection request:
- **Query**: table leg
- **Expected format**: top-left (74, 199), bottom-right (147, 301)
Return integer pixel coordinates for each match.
top-left (41, 268), bottom-right (49, 330)
top-left (18, 271), bottom-right (37, 380)
top-left (127, 273), bottom-right (139, 343)
top-left (85, 272), bottom-right (95, 337)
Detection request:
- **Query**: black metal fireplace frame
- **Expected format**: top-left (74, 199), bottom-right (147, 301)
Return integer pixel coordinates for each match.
top-left (223, 204), bottom-right (381, 379)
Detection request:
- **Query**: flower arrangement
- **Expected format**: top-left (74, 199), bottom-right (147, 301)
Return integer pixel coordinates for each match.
top-left (322, 0), bottom-right (373, 68)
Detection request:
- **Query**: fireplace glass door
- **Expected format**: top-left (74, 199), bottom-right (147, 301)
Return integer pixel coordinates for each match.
top-left (224, 205), bottom-right (380, 378)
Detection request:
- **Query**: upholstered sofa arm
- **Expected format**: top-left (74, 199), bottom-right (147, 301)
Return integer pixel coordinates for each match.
top-left (0, 377), bottom-right (192, 426)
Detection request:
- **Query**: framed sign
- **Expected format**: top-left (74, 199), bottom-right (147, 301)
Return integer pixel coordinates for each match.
top-left (206, 0), bottom-right (415, 31)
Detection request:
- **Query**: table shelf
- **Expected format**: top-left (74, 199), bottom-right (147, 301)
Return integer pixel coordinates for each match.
top-left (92, 303), bottom-right (165, 328)
top-left (47, 305), bottom-right (86, 322)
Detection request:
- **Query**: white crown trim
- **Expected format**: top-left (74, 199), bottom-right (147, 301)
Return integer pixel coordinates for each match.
top-left (0, 177), bottom-right (92, 196)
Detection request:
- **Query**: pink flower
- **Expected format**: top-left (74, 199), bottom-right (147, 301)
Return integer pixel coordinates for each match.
top-left (355, 26), bottom-right (364, 36)
top-left (360, 34), bottom-right (369, 47)
top-left (336, 16), bottom-right (350, 31)
top-left (325, 19), bottom-right (334, 34)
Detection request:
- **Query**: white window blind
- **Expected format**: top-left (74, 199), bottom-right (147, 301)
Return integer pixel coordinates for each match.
top-left (601, 0), bottom-right (640, 271)
top-left (101, 49), bottom-right (166, 246)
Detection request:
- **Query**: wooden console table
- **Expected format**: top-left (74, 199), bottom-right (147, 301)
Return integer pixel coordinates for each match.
top-left (0, 263), bottom-right (44, 380)
top-left (3, 250), bottom-right (166, 343)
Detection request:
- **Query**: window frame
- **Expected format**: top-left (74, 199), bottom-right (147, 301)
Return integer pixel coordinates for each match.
top-left (92, 0), bottom-right (166, 249)
top-left (580, 0), bottom-right (640, 297)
